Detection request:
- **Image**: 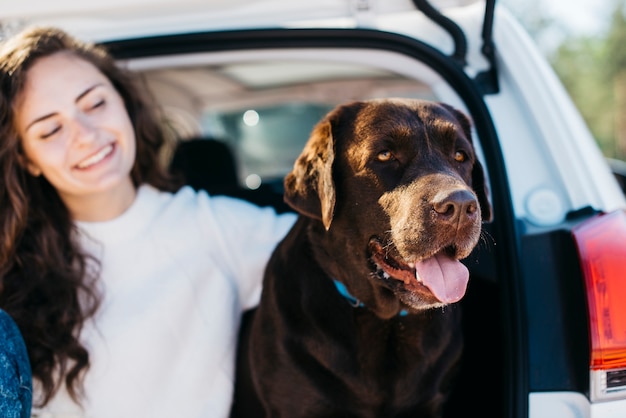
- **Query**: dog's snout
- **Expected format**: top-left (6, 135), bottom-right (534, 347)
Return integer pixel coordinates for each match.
top-left (432, 189), bottom-right (478, 224)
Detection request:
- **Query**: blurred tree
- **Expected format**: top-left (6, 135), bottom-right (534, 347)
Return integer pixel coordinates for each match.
top-left (551, 37), bottom-right (614, 155)
top-left (605, 1), bottom-right (626, 157)
top-left (549, 0), bottom-right (626, 159)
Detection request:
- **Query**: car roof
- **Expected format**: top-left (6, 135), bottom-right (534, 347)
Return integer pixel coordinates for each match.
top-left (1, 0), bottom-right (481, 42)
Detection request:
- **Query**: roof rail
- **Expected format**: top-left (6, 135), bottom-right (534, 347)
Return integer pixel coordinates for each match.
top-left (412, 0), bottom-right (499, 94)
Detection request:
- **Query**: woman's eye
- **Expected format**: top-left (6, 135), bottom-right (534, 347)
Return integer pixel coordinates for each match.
top-left (454, 150), bottom-right (468, 162)
top-left (40, 126), bottom-right (61, 140)
top-left (90, 99), bottom-right (105, 110)
top-left (377, 150), bottom-right (393, 162)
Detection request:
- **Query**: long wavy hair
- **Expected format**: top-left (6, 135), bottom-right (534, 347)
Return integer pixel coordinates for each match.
top-left (0, 26), bottom-right (177, 406)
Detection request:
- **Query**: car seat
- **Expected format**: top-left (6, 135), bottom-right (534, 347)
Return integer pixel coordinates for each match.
top-left (169, 137), bottom-right (293, 213)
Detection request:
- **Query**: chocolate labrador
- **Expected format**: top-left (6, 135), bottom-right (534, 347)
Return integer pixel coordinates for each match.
top-left (231, 98), bottom-right (491, 418)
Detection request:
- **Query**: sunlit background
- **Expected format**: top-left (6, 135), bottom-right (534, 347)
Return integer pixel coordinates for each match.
top-left (502, 0), bottom-right (626, 160)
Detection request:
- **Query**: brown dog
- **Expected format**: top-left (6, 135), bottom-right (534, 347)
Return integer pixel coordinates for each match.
top-left (231, 98), bottom-right (491, 418)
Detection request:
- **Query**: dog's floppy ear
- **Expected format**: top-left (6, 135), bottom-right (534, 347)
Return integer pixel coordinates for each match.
top-left (284, 119), bottom-right (336, 230)
top-left (442, 103), bottom-right (493, 222)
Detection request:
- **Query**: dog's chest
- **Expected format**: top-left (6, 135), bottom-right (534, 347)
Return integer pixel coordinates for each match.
top-left (279, 312), bottom-right (460, 417)
top-left (342, 310), bottom-right (458, 367)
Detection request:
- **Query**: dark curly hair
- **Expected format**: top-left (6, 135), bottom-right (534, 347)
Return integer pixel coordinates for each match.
top-left (0, 26), bottom-right (177, 406)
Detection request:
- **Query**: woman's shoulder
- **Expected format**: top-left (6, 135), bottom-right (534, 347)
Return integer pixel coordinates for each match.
top-left (145, 185), bottom-right (258, 230)
top-left (139, 184), bottom-right (211, 214)
top-left (159, 184), bottom-right (279, 217)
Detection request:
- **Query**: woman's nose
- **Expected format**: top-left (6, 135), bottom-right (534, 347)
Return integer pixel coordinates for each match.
top-left (72, 113), bottom-right (98, 145)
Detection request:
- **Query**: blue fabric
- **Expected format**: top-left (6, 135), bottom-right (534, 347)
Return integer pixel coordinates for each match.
top-left (0, 310), bottom-right (32, 418)
top-left (333, 280), bottom-right (408, 316)
top-left (333, 280), bottom-right (365, 308)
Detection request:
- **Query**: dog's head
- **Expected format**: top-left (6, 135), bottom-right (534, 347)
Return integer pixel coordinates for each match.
top-left (284, 98), bottom-right (491, 317)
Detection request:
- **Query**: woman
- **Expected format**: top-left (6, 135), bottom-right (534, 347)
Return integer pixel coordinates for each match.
top-left (0, 26), bottom-right (296, 417)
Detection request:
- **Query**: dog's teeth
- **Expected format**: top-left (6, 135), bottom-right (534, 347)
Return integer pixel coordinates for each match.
top-left (415, 272), bottom-right (423, 283)
top-left (383, 271), bottom-right (390, 279)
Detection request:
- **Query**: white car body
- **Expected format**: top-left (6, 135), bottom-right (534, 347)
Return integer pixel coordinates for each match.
top-left (3, 1), bottom-right (625, 417)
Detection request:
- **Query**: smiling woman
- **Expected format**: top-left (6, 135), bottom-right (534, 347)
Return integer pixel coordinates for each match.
top-left (0, 25), bottom-right (173, 410)
top-left (0, 26), bottom-right (296, 417)
top-left (2, 0), bottom-right (626, 417)
top-left (15, 51), bottom-right (138, 221)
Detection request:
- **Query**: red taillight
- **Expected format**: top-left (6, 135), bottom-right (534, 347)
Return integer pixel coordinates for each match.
top-left (572, 210), bottom-right (626, 371)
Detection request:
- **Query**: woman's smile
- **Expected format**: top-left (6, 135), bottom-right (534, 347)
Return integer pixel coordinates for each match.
top-left (15, 51), bottom-right (138, 220)
top-left (75, 143), bottom-right (116, 170)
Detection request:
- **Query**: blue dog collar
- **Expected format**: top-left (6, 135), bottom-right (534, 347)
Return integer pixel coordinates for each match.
top-left (333, 280), bottom-right (408, 316)
top-left (333, 280), bottom-right (364, 308)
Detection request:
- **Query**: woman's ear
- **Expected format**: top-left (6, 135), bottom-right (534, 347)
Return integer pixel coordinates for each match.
top-left (17, 153), bottom-right (42, 177)
top-left (26, 162), bottom-right (42, 177)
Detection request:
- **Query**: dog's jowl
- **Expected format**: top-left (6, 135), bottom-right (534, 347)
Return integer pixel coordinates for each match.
top-left (231, 98), bottom-right (492, 418)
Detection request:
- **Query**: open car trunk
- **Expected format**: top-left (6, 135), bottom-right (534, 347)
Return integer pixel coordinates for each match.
top-left (5, 1), bottom-right (626, 417)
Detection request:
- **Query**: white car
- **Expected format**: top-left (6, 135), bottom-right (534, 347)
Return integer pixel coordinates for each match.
top-left (4, 1), bottom-right (626, 417)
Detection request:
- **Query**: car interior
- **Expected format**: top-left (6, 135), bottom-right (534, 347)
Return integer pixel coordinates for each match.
top-left (131, 50), bottom-right (504, 417)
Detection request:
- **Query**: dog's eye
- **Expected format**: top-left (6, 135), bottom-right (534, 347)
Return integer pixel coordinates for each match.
top-left (454, 150), bottom-right (468, 162)
top-left (377, 150), bottom-right (393, 162)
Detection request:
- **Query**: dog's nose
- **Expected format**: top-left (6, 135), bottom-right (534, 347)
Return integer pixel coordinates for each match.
top-left (432, 189), bottom-right (478, 224)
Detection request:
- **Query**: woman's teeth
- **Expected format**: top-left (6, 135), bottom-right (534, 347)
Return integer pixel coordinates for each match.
top-left (77, 144), bottom-right (114, 169)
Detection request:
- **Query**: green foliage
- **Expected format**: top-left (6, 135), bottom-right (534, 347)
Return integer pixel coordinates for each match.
top-left (606, 2), bottom-right (626, 79)
top-left (549, 0), bottom-right (626, 159)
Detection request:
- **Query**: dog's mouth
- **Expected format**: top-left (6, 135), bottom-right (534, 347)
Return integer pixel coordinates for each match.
top-left (368, 239), bottom-right (469, 305)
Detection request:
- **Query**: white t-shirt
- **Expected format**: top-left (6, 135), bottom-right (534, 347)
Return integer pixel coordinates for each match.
top-left (31, 185), bottom-right (296, 418)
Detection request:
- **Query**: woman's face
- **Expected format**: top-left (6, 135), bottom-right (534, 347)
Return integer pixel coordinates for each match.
top-left (14, 51), bottom-right (136, 219)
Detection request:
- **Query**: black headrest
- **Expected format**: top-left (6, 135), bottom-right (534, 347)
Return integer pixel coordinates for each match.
top-left (169, 138), bottom-right (239, 191)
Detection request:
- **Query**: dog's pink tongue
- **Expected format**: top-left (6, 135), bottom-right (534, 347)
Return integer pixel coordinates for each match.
top-left (415, 254), bottom-right (469, 303)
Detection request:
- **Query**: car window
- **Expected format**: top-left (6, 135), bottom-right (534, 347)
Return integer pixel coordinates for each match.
top-left (137, 54), bottom-right (443, 190)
